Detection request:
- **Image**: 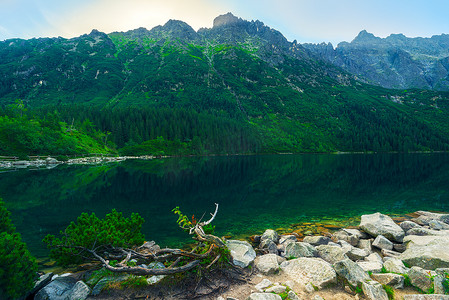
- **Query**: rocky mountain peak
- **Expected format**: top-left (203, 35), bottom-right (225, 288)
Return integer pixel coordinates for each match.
top-left (213, 12), bottom-right (244, 28)
top-left (352, 30), bottom-right (381, 44)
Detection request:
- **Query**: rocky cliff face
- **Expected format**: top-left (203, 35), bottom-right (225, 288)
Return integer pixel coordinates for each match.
top-left (304, 31), bottom-right (449, 91)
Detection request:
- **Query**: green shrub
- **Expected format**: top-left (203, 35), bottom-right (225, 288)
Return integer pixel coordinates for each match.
top-left (0, 199), bottom-right (38, 299)
top-left (43, 209), bottom-right (145, 266)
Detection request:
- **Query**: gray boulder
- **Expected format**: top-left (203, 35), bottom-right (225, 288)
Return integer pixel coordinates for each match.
top-left (226, 240), bottom-right (257, 268)
top-left (303, 235), bottom-right (331, 246)
top-left (246, 293), bottom-right (282, 300)
top-left (372, 235), bottom-right (393, 250)
top-left (260, 240), bottom-right (278, 254)
top-left (400, 235), bottom-right (449, 269)
top-left (407, 227), bottom-right (447, 236)
top-left (333, 258), bottom-right (370, 287)
top-left (346, 247), bottom-right (370, 261)
top-left (316, 245), bottom-right (347, 264)
top-left (284, 242), bottom-right (317, 258)
top-left (365, 252), bottom-right (383, 264)
top-left (30, 272), bottom-right (53, 295)
top-left (371, 273), bottom-right (405, 289)
top-left (430, 220), bottom-right (449, 231)
top-left (382, 258), bottom-right (408, 274)
top-left (361, 280), bottom-right (389, 300)
top-left (280, 257), bottom-right (337, 289)
top-left (333, 229), bottom-right (359, 246)
top-left (357, 239), bottom-right (372, 252)
top-left (67, 281), bottom-right (91, 300)
top-left (35, 277), bottom-right (90, 300)
top-left (400, 221), bottom-right (422, 231)
top-left (279, 235), bottom-right (297, 245)
top-left (255, 254), bottom-right (285, 275)
top-left (408, 266), bottom-right (434, 293)
top-left (435, 268), bottom-right (449, 294)
top-left (359, 212), bottom-right (405, 242)
top-left (260, 229), bottom-right (279, 244)
top-left (412, 211), bottom-right (449, 225)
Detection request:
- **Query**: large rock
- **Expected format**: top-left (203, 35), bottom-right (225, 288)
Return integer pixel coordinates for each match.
top-left (400, 221), bottom-right (422, 231)
top-left (371, 273), bottom-right (405, 289)
top-left (400, 235), bottom-right (449, 269)
top-left (226, 240), bottom-right (256, 268)
top-left (284, 242), bottom-right (317, 258)
top-left (361, 280), bottom-right (389, 300)
top-left (412, 211), bottom-right (449, 225)
top-left (346, 247), bottom-right (370, 261)
top-left (383, 258), bottom-right (408, 274)
top-left (333, 258), bottom-right (370, 287)
top-left (407, 227), bottom-right (448, 236)
top-left (246, 293), bottom-right (282, 300)
top-left (333, 229), bottom-right (359, 246)
top-left (35, 277), bottom-right (90, 300)
top-left (359, 212), bottom-right (405, 242)
top-left (435, 268), bottom-right (449, 294)
top-left (408, 266), bottom-right (434, 293)
top-left (372, 235), bottom-right (394, 250)
top-left (280, 257), bottom-right (337, 289)
top-left (430, 220), bottom-right (449, 231)
top-left (260, 229), bottom-right (279, 244)
top-left (316, 245), bottom-right (347, 264)
top-left (255, 254), bottom-right (285, 275)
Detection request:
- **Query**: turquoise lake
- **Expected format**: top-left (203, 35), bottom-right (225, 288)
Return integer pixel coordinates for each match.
top-left (2, 153), bottom-right (449, 258)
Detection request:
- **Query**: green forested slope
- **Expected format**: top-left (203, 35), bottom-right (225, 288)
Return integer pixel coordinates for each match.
top-left (1, 16), bottom-right (449, 155)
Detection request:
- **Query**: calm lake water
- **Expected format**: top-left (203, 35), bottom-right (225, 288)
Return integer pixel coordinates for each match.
top-left (2, 153), bottom-right (449, 257)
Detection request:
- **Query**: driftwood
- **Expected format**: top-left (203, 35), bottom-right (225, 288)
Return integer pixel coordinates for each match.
top-left (54, 204), bottom-right (226, 276)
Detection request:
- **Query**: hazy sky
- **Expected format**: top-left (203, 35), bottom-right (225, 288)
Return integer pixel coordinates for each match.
top-left (1, 0), bottom-right (449, 45)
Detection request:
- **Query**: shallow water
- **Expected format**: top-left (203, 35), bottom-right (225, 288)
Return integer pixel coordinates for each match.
top-left (2, 153), bottom-right (449, 257)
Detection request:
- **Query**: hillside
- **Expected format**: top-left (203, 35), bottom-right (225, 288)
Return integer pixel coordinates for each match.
top-left (1, 13), bottom-right (449, 154)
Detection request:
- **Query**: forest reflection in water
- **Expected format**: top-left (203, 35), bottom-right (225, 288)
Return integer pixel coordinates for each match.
top-left (1, 153), bottom-right (449, 257)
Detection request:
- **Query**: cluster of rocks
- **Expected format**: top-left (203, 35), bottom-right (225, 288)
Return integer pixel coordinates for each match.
top-left (30, 251), bottom-right (168, 299)
top-left (224, 211), bottom-right (449, 300)
top-left (0, 155), bottom-right (155, 169)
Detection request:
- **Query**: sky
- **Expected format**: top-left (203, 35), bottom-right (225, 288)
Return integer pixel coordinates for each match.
top-left (1, 0), bottom-right (449, 45)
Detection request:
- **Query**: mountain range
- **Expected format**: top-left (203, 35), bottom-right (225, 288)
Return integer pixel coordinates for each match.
top-left (304, 30), bottom-right (449, 91)
top-left (1, 13), bottom-right (449, 155)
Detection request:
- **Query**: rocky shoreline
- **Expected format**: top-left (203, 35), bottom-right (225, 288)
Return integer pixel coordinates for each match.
top-left (30, 211), bottom-right (449, 299)
top-left (0, 155), bottom-right (156, 169)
